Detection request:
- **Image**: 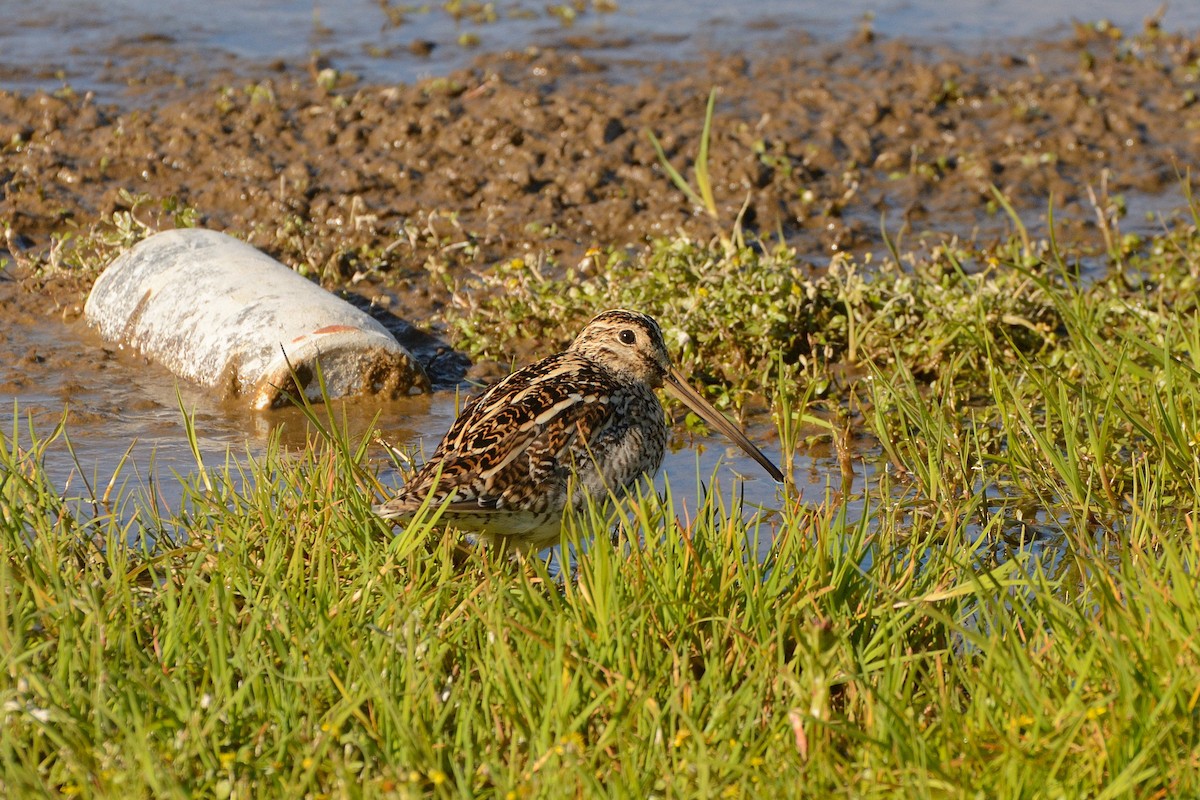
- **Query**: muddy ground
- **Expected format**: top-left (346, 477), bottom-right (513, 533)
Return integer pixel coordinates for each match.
top-left (2, 21), bottom-right (1200, 371)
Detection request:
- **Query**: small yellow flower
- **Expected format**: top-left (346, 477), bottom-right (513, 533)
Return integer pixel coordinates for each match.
top-left (1007, 714), bottom-right (1036, 732)
top-left (219, 752), bottom-right (236, 768)
top-left (302, 757), bottom-right (314, 770)
top-left (672, 729), bottom-right (691, 748)
top-left (429, 769), bottom-right (447, 786)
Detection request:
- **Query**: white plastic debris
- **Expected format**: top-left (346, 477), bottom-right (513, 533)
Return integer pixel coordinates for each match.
top-left (84, 228), bottom-right (429, 409)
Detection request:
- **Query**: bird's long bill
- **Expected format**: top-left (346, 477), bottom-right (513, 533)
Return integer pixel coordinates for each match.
top-left (664, 367), bottom-right (786, 483)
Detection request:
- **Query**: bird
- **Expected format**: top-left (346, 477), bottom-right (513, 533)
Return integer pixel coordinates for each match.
top-left (374, 309), bottom-right (785, 552)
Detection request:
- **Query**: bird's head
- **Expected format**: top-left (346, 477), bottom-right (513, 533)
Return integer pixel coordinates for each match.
top-left (567, 309), bottom-right (671, 386)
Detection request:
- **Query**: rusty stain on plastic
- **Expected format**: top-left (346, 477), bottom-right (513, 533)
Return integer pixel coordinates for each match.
top-left (84, 228), bottom-right (430, 409)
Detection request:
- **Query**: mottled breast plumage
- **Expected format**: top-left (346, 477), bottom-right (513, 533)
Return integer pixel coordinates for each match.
top-left (377, 348), bottom-right (667, 524)
top-left (375, 308), bottom-right (782, 553)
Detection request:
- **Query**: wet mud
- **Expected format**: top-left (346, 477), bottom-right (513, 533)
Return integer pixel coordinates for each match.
top-left (2, 21), bottom-right (1199, 480)
top-left (5, 24), bottom-right (1200, 302)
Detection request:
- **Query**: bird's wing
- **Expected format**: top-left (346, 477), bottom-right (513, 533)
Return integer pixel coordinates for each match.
top-left (377, 354), bottom-right (620, 516)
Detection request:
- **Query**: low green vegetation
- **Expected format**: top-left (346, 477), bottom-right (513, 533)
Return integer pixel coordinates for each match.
top-left (4, 198), bottom-right (1200, 796)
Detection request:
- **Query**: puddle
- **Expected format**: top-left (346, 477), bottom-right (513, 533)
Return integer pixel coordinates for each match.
top-left (2, 309), bottom-right (833, 539)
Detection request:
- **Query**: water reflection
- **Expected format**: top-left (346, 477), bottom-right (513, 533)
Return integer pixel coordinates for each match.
top-left (3, 0), bottom-right (1197, 102)
top-left (4, 313), bottom-right (1075, 577)
top-left (3, 311), bottom-right (832, 537)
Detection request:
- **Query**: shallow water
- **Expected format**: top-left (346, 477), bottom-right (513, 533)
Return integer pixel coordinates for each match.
top-left (2, 310), bottom-right (831, 538)
top-left (2, 0), bottom-right (1197, 101)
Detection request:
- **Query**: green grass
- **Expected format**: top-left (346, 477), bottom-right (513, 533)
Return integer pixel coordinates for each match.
top-left (5, 211), bottom-right (1200, 796)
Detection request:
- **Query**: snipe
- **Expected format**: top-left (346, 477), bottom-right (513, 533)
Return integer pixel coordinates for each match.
top-left (375, 309), bottom-right (784, 551)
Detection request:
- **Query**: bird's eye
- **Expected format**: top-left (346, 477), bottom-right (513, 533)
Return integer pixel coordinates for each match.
top-left (618, 329), bottom-right (637, 345)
